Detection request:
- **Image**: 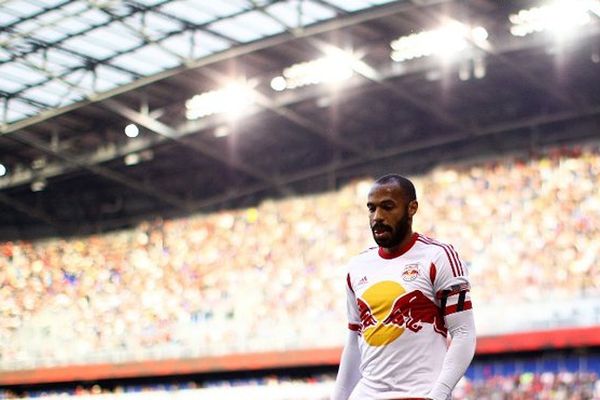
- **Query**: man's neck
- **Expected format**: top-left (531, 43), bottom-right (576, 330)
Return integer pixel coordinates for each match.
top-left (379, 230), bottom-right (416, 258)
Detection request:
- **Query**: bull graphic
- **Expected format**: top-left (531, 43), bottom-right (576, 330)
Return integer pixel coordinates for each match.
top-left (356, 297), bottom-right (377, 330)
top-left (382, 290), bottom-right (447, 336)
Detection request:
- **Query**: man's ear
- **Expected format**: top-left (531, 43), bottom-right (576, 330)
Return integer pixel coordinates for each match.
top-left (408, 200), bottom-right (418, 217)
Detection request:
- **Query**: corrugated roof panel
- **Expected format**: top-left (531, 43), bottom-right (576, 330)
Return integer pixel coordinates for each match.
top-left (13, 18), bottom-right (43, 36)
top-left (44, 48), bottom-right (84, 69)
top-left (77, 7), bottom-right (111, 25)
top-left (84, 25), bottom-right (143, 53)
top-left (5, 98), bottom-right (41, 123)
top-left (0, 47), bottom-right (10, 62)
top-left (121, 12), bottom-right (182, 41)
top-left (190, 1), bottom-right (249, 18)
top-left (159, 1), bottom-right (214, 25)
top-left (29, 25), bottom-right (69, 43)
top-left (0, 63), bottom-right (47, 86)
top-left (55, 1), bottom-right (89, 17)
top-left (0, 75), bottom-right (26, 93)
top-left (300, 0), bottom-right (338, 22)
top-left (0, 10), bottom-right (20, 26)
top-left (48, 15), bottom-right (94, 36)
top-left (131, 0), bottom-right (165, 5)
top-left (31, 7), bottom-right (65, 25)
top-left (20, 79), bottom-right (74, 106)
top-left (61, 34), bottom-right (119, 59)
top-left (264, 0), bottom-right (337, 26)
top-left (231, 10), bottom-right (287, 37)
top-left (3, 0), bottom-right (44, 17)
top-left (208, 16), bottom-right (264, 43)
top-left (192, 30), bottom-right (231, 56)
top-left (322, 0), bottom-right (372, 12)
top-left (110, 45), bottom-right (181, 76)
top-left (158, 31), bottom-right (193, 59)
top-left (93, 64), bottom-right (135, 92)
top-left (63, 70), bottom-right (96, 96)
top-left (24, 51), bottom-right (77, 76)
top-left (369, 0), bottom-right (398, 5)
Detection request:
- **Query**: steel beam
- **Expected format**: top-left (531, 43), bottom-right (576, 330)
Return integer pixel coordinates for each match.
top-left (0, 192), bottom-right (61, 228)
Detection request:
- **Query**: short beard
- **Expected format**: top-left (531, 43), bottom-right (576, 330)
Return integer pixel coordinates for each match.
top-left (373, 210), bottom-right (411, 249)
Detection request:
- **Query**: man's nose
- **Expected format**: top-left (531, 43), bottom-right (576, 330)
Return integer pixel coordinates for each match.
top-left (372, 208), bottom-right (384, 222)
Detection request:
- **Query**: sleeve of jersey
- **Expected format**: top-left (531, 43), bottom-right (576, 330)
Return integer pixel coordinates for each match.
top-left (346, 273), bottom-right (361, 332)
top-left (427, 309), bottom-right (476, 400)
top-left (428, 245), bottom-right (476, 400)
top-left (430, 245), bottom-right (472, 316)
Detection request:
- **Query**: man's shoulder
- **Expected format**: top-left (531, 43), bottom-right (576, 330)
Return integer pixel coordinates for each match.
top-left (346, 246), bottom-right (379, 270)
top-left (414, 233), bottom-right (458, 257)
top-left (416, 233), bottom-right (466, 277)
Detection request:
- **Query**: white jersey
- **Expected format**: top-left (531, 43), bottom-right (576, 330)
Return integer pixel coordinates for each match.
top-left (345, 232), bottom-right (472, 399)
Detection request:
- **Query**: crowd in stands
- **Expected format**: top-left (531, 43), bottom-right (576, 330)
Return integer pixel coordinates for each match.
top-left (455, 372), bottom-right (600, 399)
top-left (1, 144), bottom-right (599, 369)
top-left (1, 372), bottom-right (599, 399)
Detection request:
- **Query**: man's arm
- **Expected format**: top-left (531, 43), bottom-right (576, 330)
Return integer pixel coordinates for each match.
top-left (331, 330), bottom-right (361, 400)
top-left (427, 309), bottom-right (476, 400)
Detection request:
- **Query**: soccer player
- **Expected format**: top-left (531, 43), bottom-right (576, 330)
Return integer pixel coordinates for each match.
top-left (331, 174), bottom-right (476, 400)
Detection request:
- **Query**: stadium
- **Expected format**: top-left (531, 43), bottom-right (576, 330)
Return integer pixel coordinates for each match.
top-left (1, 0), bottom-right (599, 398)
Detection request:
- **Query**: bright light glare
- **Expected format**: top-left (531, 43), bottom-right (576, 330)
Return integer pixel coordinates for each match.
top-left (509, 0), bottom-right (596, 37)
top-left (278, 51), bottom-right (356, 90)
top-left (124, 124), bottom-right (139, 138)
top-left (270, 76), bottom-right (287, 91)
top-left (471, 26), bottom-right (489, 43)
top-left (391, 22), bottom-right (473, 62)
top-left (186, 82), bottom-right (255, 120)
top-left (0, 164), bottom-right (6, 177)
top-left (31, 180), bottom-right (46, 192)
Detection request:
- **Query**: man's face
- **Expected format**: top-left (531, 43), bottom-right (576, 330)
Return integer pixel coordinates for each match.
top-left (367, 183), bottom-right (414, 249)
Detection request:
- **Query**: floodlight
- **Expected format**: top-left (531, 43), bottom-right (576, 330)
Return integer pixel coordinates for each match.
top-left (270, 76), bottom-right (287, 91)
top-left (214, 126), bottom-right (230, 138)
top-left (272, 49), bottom-right (358, 91)
top-left (0, 164), bottom-right (6, 177)
top-left (124, 123), bottom-right (139, 138)
top-left (390, 22), bottom-right (487, 63)
top-left (31, 180), bottom-right (46, 192)
top-left (124, 153), bottom-right (141, 166)
top-left (472, 26), bottom-right (489, 43)
top-left (509, 0), bottom-right (598, 38)
top-left (186, 82), bottom-right (255, 120)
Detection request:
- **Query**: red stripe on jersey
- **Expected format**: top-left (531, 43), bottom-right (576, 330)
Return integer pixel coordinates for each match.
top-left (445, 300), bottom-right (473, 315)
top-left (418, 235), bottom-right (464, 276)
top-left (348, 323), bottom-right (361, 331)
top-left (429, 262), bottom-right (437, 285)
top-left (449, 244), bottom-right (464, 276)
top-left (417, 235), bottom-right (458, 277)
top-left (346, 273), bottom-right (354, 294)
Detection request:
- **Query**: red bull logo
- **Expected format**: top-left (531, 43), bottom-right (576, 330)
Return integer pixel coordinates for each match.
top-left (402, 263), bottom-right (420, 281)
top-left (382, 290), bottom-right (447, 335)
top-left (357, 281), bottom-right (446, 346)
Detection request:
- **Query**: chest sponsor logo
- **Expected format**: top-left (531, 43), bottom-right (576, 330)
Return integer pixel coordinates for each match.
top-left (357, 281), bottom-right (446, 347)
top-left (402, 263), bottom-right (420, 281)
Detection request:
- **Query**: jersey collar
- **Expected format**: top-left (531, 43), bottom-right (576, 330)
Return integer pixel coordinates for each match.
top-left (378, 232), bottom-right (418, 259)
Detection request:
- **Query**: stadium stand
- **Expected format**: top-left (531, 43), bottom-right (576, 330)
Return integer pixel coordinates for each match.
top-left (1, 144), bottom-right (599, 371)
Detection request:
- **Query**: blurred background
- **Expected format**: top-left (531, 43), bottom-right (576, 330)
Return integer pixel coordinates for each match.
top-left (1, 0), bottom-right (600, 398)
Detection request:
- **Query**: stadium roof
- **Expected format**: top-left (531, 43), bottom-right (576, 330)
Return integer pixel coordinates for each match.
top-left (1, 0), bottom-right (599, 239)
